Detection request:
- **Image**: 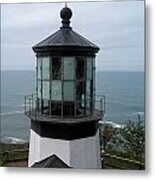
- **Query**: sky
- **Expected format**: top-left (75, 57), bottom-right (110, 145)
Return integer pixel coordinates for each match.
top-left (1, 1), bottom-right (144, 71)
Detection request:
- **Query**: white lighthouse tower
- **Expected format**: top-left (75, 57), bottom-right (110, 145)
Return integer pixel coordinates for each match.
top-left (25, 5), bottom-right (104, 169)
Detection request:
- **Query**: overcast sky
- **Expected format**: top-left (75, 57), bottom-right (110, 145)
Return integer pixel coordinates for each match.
top-left (1, 1), bottom-right (144, 71)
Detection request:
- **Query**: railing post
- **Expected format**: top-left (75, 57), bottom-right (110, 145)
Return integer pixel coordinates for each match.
top-left (100, 98), bottom-right (103, 118)
top-left (61, 101), bottom-right (63, 119)
top-left (29, 96), bottom-right (31, 117)
top-left (32, 94), bottom-right (33, 112)
top-left (74, 101), bottom-right (76, 117)
top-left (24, 95), bottom-right (26, 113)
top-left (103, 95), bottom-right (106, 116)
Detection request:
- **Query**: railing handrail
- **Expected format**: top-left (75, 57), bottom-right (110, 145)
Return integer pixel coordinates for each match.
top-left (24, 93), bottom-right (106, 120)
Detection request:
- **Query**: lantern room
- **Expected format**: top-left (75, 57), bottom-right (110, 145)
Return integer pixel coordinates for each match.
top-left (32, 6), bottom-right (100, 118)
top-left (36, 56), bottom-right (95, 117)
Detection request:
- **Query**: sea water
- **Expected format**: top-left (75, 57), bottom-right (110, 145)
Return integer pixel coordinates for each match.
top-left (0, 71), bottom-right (144, 142)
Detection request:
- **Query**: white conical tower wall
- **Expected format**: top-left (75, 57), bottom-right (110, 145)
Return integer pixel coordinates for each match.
top-left (28, 129), bottom-right (101, 169)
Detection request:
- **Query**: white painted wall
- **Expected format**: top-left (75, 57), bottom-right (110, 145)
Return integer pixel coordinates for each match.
top-left (70, 130), bottom-right (101, 169)
top-left (28, 129), bottom-right (101, 169)
top-left (28, 130), bottom-right (70, 167)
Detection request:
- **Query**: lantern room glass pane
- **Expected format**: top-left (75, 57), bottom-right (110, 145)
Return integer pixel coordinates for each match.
top-left (92, 58), bottom-right (95, 68)
top-left (37, 58), bottom-right (42, 79)
top-left (37, 80), bottom-right (41, 98)
top-left (52, 58), bottom-right (61, 80)
top-left (76, 81), bottom-right (86, 109)
top-left (86, 81), bottom-right (91, 111)
top-left (37, 99), bottom-right (41, 111)
top-left (42, 57), bottom-right (50, 80)
top-left (43, 81), bottom-right (50, 99)
top-left (76, 58), bottom-right (85, 80)
top-left (87, 58), bottom-right (92, 80)
top-left (42, 100), bottom-right (49, 114)
top-left (63, 57), bottom-right (75, 80)
top-left (86, 81), bottom-right (91, 99)
top-left (64, 81), bottom-right (74, 101)
top-left (92, 58), bottom-right (95, 102)
top-left (51, 81), bottom-right (62, 101)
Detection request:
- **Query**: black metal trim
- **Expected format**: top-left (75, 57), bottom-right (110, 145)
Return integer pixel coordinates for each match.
top-left (31, 119), bottom-right (99, 140)
top-left (34, 47), bottom-right (97, 57)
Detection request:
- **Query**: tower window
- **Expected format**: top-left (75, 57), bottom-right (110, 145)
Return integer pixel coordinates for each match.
top-left (43, 81), bottom-right (50, 99)
top-left (87, 58), bottom-right (92, 80)
top-left (37, 57), bottom-right (42, 79)
top-left (42, 57), bottom-right (50, 80)
top-left (63, 57), bottom-right (75, 80)
top-left (51, 80), bottom-right (62, 101)
top-left (76, 58), bottom-right (85, 80)
top-left (64, 81), bottom-right (74, 101)
top-left (52, 58), bottom-right (61, 80)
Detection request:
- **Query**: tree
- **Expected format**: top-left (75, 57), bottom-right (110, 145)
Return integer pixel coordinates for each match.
top-left (100, 124), bottom-right (114, 151)
top-left (120, 114), bottom-right (145, 163)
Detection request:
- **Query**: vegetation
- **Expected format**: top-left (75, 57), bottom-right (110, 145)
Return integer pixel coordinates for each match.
top-left (100, 114), bottom-right (145, 169)
top-left (120, 114), bottom-right (145, 162)
top-left (0, 143), bottom-right (28, 166)
top-left (100, 123), bottom-right (114, 151)
top-left (0, 142), bottom-right (28, 152)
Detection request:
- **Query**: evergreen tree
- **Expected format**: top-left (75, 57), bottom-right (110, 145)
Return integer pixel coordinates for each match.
top-left (100, 124), bottom-right (114, 151)
top-left (120, 114), bottom-right (145, 162)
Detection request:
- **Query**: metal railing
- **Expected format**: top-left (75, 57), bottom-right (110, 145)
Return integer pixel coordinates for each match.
top-left (24, 94), bottom-right (105, 122)
top-left (101, 151), bottom-right (145, 170)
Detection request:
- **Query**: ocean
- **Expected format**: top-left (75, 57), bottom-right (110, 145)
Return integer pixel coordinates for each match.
top-left (0, 71), bottom-right (144, 142)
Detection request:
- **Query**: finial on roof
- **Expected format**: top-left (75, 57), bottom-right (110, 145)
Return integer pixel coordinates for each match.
top-left (60, 5), bottom-right (72, 29)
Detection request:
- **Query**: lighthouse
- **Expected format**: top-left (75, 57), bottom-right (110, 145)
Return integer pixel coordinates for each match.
top-left (25, 5), bottom-right (104, 168)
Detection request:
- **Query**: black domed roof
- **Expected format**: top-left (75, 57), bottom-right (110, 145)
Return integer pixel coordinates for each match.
top-left (33, 6), bottom-right (99, 55)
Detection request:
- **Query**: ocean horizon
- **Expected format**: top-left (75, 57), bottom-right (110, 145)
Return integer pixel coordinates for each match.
top-left (0, 70), bottom-right (144, 143)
